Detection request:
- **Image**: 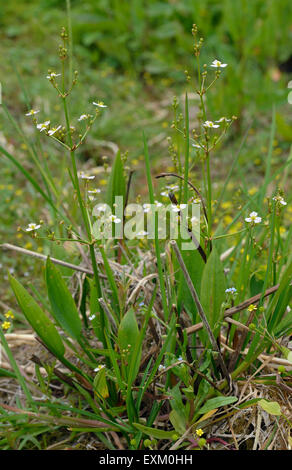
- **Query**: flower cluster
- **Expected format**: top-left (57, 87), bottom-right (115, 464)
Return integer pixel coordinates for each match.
top-left (1, 311), bottom-right (14, 331)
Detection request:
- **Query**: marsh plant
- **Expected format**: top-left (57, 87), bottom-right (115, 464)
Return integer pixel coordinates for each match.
top-left (0, 24), bottom-right (291, 451)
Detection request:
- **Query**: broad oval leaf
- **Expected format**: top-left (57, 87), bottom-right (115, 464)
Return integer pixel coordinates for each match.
top-left (46, 257), bottom-right (82, 340)
top-left (9, 274), bottom-right (65, 357)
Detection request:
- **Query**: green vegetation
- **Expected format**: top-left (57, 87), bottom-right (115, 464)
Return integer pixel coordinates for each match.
top-left (0, 0), bottom-right (291, 451)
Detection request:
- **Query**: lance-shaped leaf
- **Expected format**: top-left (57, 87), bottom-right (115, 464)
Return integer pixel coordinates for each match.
top-left (9, 275), bottom-right (65, 358)
top-left (118, 308), bottom-right (139, 379)
top-left (106, 149), bottom-right (126, 211)
top-left (200, 247), bottom-right (226, 338)
top-left (46, 257), bottom-right (82, 341)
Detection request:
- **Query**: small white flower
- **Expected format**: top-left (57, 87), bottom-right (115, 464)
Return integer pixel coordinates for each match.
top-left (109, 215), bottom-right (121, 224)
top-left (245, 211), bottom-right (262, 224)
top-left (46, 72), bottom-right (61, 80)
top-left (78, 114), bottom-right (92, 121)
top-left (93, 101), bottom-right (107, 108)
top-left (37, 120), bottom-right (50, 132)
top-left (191, 197), bottom-right (201, 204)
top-left (210, 59), bottom-right (228, 68)
top-left (25, 223), bottom-right (41, 232)
top-left (95, 204), bottom-right (108, 212)
top-left (160, 191), bottom-right (169, 197)
top-left (137, 230), bottom-right (149, 237)
top-left (158, 365), bottom-right (165, 372)
top-left (215, 117), bottom-right (231, 123)
top-left (25, 109), bottom-right (40, 116)
top-left (273, 195), bottom-right (287, 206)
top-left (48, 125), bottom-right (62, 136)
top-left (94, 364), bottom-right (105, 372)
top-left (192, 143), bottom-right (202, 149)
top-left (166, 184), bottom-right (179, 191)
top-left (171, 203), bottom-right (187, 213)
top-left (154, 200), bottom-right (163, 208)
top-left (89, 314), bottom-right (96, 321)
top-left (143, 203), bottom-right (151, 213)
top-left (203, 120), bottom-right (220, 129)
top-left (88, 188), bottom-right (101, 195)
top-left (79, 172), bottom-right (95, 180)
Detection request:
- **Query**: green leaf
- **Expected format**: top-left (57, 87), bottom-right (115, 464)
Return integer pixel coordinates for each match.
top-left (93, 367), bottom-right (109, 399)
top-left (133, 423), bottom-right (176, 440)
top-left (117, 308), bottom-right (139, 377)
top-left (9, 275), bottom-right (65, 358)
top-left (198, 396), bottom-right (238, 415)
top-left (88, 277), bottom-right (103, 342)
top-left (46, 257), bottom-right (82, 341)
top-left (169, 409), bottom-right (186, 435)
top-left (106, 150), bottom-right (126, 211)
top-left (258, 399), bottom-right (282, 416)
top-left (249, 273), bottom-right (264, 297)
top-left (200, 247), bottom-right (226, 338)
top-left (175, 236), bottom-right (205, 317)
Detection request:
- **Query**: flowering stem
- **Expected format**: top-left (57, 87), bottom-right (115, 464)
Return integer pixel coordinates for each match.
top-left (61, 84), bottom-right (106, 346)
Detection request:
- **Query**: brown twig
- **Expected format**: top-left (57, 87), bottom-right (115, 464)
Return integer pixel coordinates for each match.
top-left (185, 283), bottom-right (281, 336)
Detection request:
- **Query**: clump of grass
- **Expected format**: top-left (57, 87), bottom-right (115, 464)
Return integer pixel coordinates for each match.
top-left (0, 21), bottom-right (291, 451)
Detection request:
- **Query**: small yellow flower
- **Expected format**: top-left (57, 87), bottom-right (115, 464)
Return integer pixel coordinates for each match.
top-left (247, 304), bottom-right (257, 312)
top-left (4, 310), bottom-right (14, 320)
top-left (2, 321), bottom-right (11, 330)
top-left (195, 428), bottom-right (204, 437)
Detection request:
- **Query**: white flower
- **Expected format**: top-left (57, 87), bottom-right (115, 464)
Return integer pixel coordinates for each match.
top-left (273, 195), bottom-right (287, 206)
top-left (25, 223), bottom-right (41, 232)
top-left (154, 200), bottom-right (163, 207)
top-left (158, 365), bottom-right (165, 372)
top-left (46, 72), bottom-right (61, 80)
top-left (89, 314), bottom-right (96, 321)
top-left (25, 109), bottom-right (40, 116)
top-left (160, 191), bottom-right (169, 197)
top-left (210, 59), bottom-right (228, 68)
top-left (93, 101), bottom-right (107, 108)
top-left (137, 230), bottom-right (149, 237)
top-left (171, 203), bottom-right (187, 213)
top-left (78, 114), bottom-right (92, 121)
top-left (109, 215), bottom-right (121, 224)
top-left (94, 365), bottom-right (105, 372)
top-left (245, 211), bottom-right (262, 224)
top-left (37, 120), bottom-right (50, 132)
top-left (88, 189), bottom-right (101, 195)
top-left (191, 197), bottom-right (201, 204)
top-left (215, 117), bottom-right (231, 123)
top-left (143, 203), bottom-right (151, 213)
top-left (166, 184), bottom-right (179, 191)
top-left (192, 143), bottom-right (202, 149)
top-left (203, 120), bottom-right (220, 129)
top-left (48, 125), bottom-right (62, 136)
top-left (79, 172), bottom-right (95, 180)
top-left (95, 204), bottom-right (108, 212)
